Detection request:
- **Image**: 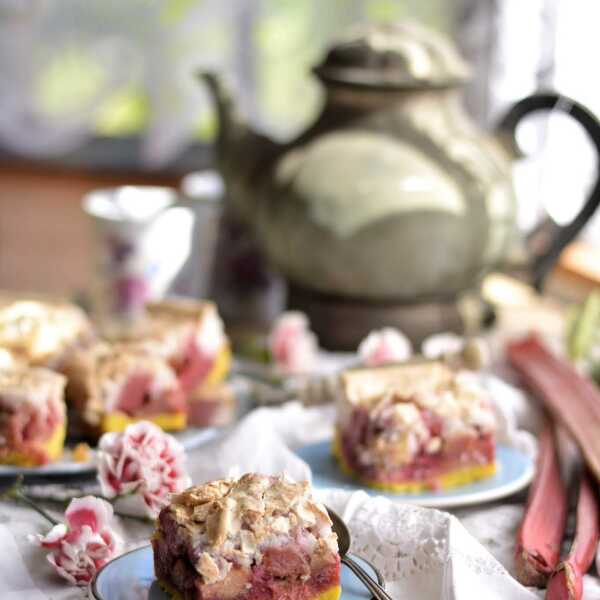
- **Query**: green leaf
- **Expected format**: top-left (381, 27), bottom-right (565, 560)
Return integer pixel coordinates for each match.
top-left (160, 0), bottom-right (199, 26)
top-left (95, 87), bottom-right (150, 136)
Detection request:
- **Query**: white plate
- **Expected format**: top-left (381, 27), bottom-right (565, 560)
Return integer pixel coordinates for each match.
top-left (0, 379), bottom-right (254, 479)
top-left (0, 427), bottom-right (224, 479)
top-left (298, 441), bottom-right (534, 509)
top-left (90, 545), bottom-right (381, 600)
top-left (0, 455), bottom-right (97, 478)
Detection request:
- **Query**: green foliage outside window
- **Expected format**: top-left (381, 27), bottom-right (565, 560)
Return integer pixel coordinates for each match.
top-left (33, 0), bottom-right (452, 141)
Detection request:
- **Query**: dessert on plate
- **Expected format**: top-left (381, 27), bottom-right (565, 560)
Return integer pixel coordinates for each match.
top-left (334, 361), bottom-right (497, 492)
top-left (63, 341), bottom-right (186, 435)
top-left (186, 383), bottom-right (237, 428)
top-left (0, 366), bottom-right (67, 466)
top-left (153, 473), bottom-right (341, 600)
top-left (0, 299), bottom-right (94, 369)
top-left (112, 299), bottom-right (231, 395)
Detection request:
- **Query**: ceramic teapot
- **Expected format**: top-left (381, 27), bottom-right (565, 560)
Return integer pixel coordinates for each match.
top-left (202, 22), bottom-right (600, 347)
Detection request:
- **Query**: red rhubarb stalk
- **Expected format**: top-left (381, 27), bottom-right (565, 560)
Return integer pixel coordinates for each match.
top-left (507, 334), bottom-right (600, 481)
top-left (546, 473), bottom-right (600, 600)
top-left (515, 424), bottom-right (568, 587)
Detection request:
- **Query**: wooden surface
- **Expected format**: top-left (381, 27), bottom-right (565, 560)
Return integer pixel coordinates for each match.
top-left (545, 240), bottom-right (600, 302)
top-left (0, 164), bottom-right (178, 297)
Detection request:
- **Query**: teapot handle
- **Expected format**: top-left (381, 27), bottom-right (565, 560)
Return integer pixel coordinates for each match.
top-left (497, 92), bottom-right (600, 290)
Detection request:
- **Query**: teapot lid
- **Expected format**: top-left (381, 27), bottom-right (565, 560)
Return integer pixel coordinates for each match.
top-left (313, 21), bottom-right (470, 90)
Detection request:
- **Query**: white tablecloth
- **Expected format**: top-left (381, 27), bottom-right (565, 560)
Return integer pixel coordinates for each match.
top-left (2, 376), bottom-right (600, 599)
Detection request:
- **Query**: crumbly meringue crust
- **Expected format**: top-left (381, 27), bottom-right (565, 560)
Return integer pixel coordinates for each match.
top-left (64, 341), bottom-right (180, 424)
top-left (164, 474), bottom-right (339, 585)
top-left (0, 300), bottom-right (92, 365)
top-left (112, 299), bottom-right (226, 357)
top-left (0, 366), bottom-right (66, 409)
top-left (339, 362), bottom-right (496, 438)
top-left (337, 362), bottom-right (496, 473)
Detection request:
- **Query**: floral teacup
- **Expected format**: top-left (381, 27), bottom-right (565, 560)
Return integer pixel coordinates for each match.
top-left (83, 186), bottom-right (194, 331)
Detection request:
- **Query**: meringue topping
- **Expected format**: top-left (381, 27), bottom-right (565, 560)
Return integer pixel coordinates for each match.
top-left (338, 362), bottom-right (496, 467)
top-left (0, 300), bottom-right (92, 365)
top-left (111, 299), bottom-right (226, 358)
top-left (0, 366), bottom-right (66, 410)
top-left (165, 474), bottom-right (338, 584)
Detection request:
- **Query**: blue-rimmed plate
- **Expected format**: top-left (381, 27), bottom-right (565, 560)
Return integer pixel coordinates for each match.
top-left (0, 378), bottom-right (254, 480)
top-left (297, 441), bottom-right (534, 509)
top-left (90, 545), bottom-right (380, 600)
top-left (0, 427), bottom-right (222, 479)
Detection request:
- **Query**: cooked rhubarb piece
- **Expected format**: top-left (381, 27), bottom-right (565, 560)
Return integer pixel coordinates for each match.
top-left (186, 383), bottom-right (237, 428)
top-left (507, 334), bottom-right (600, 481)
top-left (335, 362), bottom-right (497, 492)
top-left (111, 299), bottom-right (231, 396)
top-left (547, 472), bottom-right (600, 600)
top-left (63, 342), bottom-right (186, 434)
top-left (153, 474), bottom-right (341, 600)
top-left (514, 424), bottom-right (568, 587)
top-left (0, 299), bottom-right (94, 369)
top-left (0, 366), bottom-right (67, 466)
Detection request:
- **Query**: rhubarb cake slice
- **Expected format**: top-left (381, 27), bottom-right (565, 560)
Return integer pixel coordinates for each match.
top-left (186, 383), bottom-right (237, 428)
top-left (0, 299), bottom-right (94, 369)
top-left (335, 362), bottom-right (497, 492)
top-left (153, 474), bottom-right (341, 600)
top-left (113, 299), bottom-right (231, 395)
top-left (0, 366), bottom-right (67, 466)
top-left (63, 342), bottom-right (186, 435)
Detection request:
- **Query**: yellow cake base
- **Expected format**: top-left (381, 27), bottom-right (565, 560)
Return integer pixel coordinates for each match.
top-left (158, 578), bottom-right (341, 600)
top-left (199, 344), bottom-right (232, 390)
top-left (100, 411), bottom-right (187, 434)
top-left (157, 578), bottom-right (182, 600)
top-left (317, 585), bottom-right (342, 600)
top-left (333, 434), bottom-right (496, 493)
top-left (0, 421), bottom-right (66, 467)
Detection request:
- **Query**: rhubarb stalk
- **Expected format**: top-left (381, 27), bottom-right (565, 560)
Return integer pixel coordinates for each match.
top-left (507, 334), bottom-right (600, 481)
top-left (546, 473), bottom-right (600, 600)
top-left (515, 424), bottom-right (568, 587)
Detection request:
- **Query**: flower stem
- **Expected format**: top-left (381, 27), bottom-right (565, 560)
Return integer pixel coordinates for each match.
top-left (24, 493), bottom-right (152, 525)
top-left (113, 511), bottom-right (153, 524)
top-left (10, 489), bottom-right (59, 526)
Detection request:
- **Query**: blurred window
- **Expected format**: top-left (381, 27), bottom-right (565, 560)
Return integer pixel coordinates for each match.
top-left (0, 0), bottom-right (450, 167)
top-left (1, 0), bottom-right (598, 243)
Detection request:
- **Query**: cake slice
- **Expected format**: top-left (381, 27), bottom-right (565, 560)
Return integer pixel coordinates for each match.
top-left (63, 341), bottom-right (186, 435)
top-left (113, 299), bottom-right (231, 395)
top-left (153, 473), bottom-right (341, 600)
top-left (186, 383), bottom-right (237, 428)
top-left (0, 299), bottom-right (94, 369)
top-left (335, 361), bottom-right (497, 492)
top-left (0, 366), bottom-right (67, 466)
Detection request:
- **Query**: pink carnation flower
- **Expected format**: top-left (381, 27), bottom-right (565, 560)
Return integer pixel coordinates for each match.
top-left (97, 421), bottom-right (190, 518)
top-left (32, 496), bottom-right (121, 585)
top-left (268, 311), bottom-right (318, 375)
top-left (421, 332), bottom-right (465, 359)
top-left (358, 327), bottom-right (412, 366)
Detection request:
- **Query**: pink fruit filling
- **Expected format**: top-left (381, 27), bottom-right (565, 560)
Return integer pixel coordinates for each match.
top-left (339, 406), bottom-right (495, 488)
top-left (171, 334), bottom-right (216, 395)
top-left (0, 396), bottom-right (63, 463)
top-left (154, 501), bottom-right (340, 600)
top-left (115, 373), bottom-right (186, 417)
top-left (187, 399), bottom-right (226, 428)
top-left (153, 533), bottom-right (340, 600)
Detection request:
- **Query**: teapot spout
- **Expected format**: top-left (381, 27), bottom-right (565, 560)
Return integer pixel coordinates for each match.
top-left (200, 72), bottom-right (243, 158)
top-left (199, 71), bottom-right (282, 221)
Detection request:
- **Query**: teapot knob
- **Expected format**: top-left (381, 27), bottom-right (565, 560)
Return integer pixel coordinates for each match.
top-left (497, 93), bottom-right (600, 290)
